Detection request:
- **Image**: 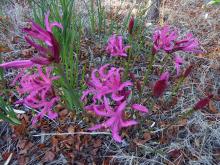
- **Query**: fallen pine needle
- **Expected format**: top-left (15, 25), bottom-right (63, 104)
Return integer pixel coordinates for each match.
top-left (32, 132), bottom-right (111, 137)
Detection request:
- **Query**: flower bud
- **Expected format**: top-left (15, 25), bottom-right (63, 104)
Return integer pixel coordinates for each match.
top-left (193, 95), bottom-right (213, 110)
top-left (128, 16), bottom-right (134, 35)
top-left (183, 65), bottom-right (193, 78)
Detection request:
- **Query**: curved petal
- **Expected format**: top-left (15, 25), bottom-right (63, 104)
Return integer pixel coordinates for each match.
top-left (45, 11), bottom-right (51, 32)
top-left (104, 96), bottom-right (113, 113)
top-left (121, 120), bottom-right (138, 127)
top-left (0, 60), bottom-right (34, 69)
top-left (118, 81), bottom-right (133, 90)
top-left (111, 123), bottom-right (122, 142)
top-left (116, 101), bottom-right (127, 114)
top-left (50, 22), bottom-right (63, 30)
top-left (25, 36), bottom-right (49, 54)
top-left (132, 104), bottom-right (149, 113)
top-left (112, 92), bottom-right (124, 101)
top-left (99, 64), bottom-right (109, 77)
top-left (91, 69), bottom-right (102, 87)
top-left (81, 89), bottom-right (93, 101)
top-left (30, 56), bottom-right (50, 65)
top-left (93, 105), bottom-right (111, 117)
top-left (48, 110), bottom-right (58, 119)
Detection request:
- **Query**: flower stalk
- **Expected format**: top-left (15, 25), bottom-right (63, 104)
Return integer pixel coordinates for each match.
top-left (143, 52), bottom-right (155, 92)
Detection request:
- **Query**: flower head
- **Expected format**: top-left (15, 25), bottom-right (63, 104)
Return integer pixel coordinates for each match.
top-left (0, 11), bottom-right (62, 69)
top-left (89, 100), bottom-right (147, 142)
top-left (153, 25), bottom-right (178, 54)
top-left (153, 71), bottom-right (169, 97)
top-left (83, 65), bottom-right (149, 142)
top-left (174, 55), bottom-right (184, 76)
top-left (16, 66), bottom-right (60, 124)
top-left (23, 11), bottom-right (62, 64)
top-left (152, 25), bottom-right (201, 54)
top-left (173, 33), bottom-right (202, 53)
top-left (106, 35), bottom-right (130, 57)
top-left (81, 64), bottom-right (132, 102)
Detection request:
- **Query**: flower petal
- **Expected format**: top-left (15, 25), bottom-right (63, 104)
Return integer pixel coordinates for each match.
top-left (132, 104), bottom-right (149, 113)
top-left (0, 60), bottom-right (34, 69)
top-left (121, 120), bottom-right (138, 127)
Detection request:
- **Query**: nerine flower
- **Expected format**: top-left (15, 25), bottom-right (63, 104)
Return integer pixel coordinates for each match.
top-left (153, 71), bottom-right (169, 97)
top-left (153, 25), bottom-right (177, 54)
top-left (152, 25), bottom-right (201, 54)
top-left (174, 55), bottom-right (184, 76)
top-left (106, 35), bottom-right (130, 57)
top-left (81, 64), bottom-right (132, 102)
top-left (16, 66), bottom-right (60, 124)
top-left (89, 99), bottom-right (148, 142)
top-left (82, 64), bottom-right (149, 142)
top-left (173, 33), bottom-right (202, 53)
top-left (0, 11), bottom-right (62, 69)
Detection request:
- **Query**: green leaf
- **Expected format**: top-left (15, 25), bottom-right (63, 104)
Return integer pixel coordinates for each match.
top-left (0, 97), bottom-right (21, 125)
top-left (208, 0), bottom-right (220, 5)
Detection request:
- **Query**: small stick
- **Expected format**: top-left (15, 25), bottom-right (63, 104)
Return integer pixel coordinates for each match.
top-left (32, 131), bottom-right (111, 137)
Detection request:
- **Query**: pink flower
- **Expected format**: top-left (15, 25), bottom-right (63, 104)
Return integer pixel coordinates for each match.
top-left (16, 66), bottom-right (60, 124)
top-left (89, 100), bottom-right (138, 142)
top-left (174, 55), bottom-right (184, 76)
top-left (23, 11), bottom-right (62, 64)
top-left (173, 33), bottom-right (202, 53)
top-left (106, 35), bottom-right (130, 57)
top-left (153, 71), bottom-right (169, 97)
top-left (31, 97), bottom-right (59, 125)
top-left (153, 25), bottom-right (178, 54)
top-left (0, 11), bottom-right (63, 70)
top-left (81, 64), bottom-right (132, 102)
top-left (152, 25), bottom-right (201, 54)
top-left (82, 65), bottom-right (149, 142)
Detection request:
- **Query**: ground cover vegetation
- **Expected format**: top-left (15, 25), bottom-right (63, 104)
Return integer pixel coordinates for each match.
top-left (0, 0), bottom-right (219, 164)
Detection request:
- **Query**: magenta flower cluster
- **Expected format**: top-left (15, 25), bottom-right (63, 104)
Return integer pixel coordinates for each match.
top-left (0, 9), bottom-right (208, 144)
top-left (152, 25), bottom-right (201, 55)
top-left (16, 66), bottom-right (60, 124)
top-left (0, 11), bottom-right (63, 69)
top-left (152, 25), bottom-right (202, 76)
top-left (106, 35), bottom-right (130, 57)
top-left (81, 64), bottom-right (148, 142)
top-left (0, 11), bottom-right (62, 124)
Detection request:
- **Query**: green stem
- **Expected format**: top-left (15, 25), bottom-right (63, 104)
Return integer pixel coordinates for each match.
top-left (56, 63), bottom-right (83, 111)
top-left (124, 36), bottom-right (133, 80)
top-left (142, 53), bottom-right (155, 92)
top-left (171, 76), bottom-right (185, 98)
